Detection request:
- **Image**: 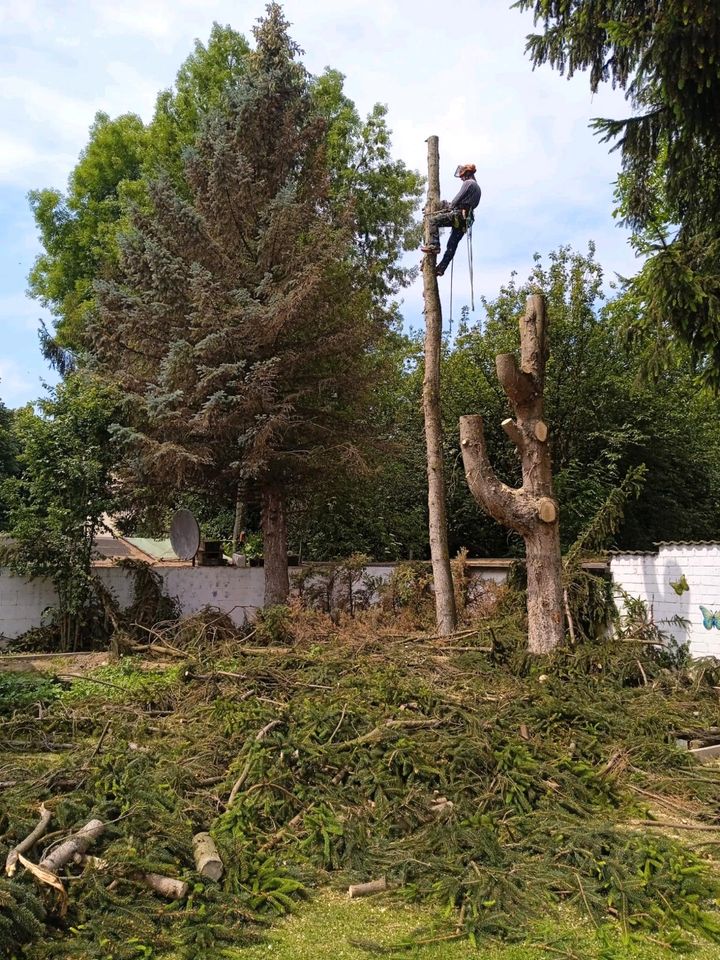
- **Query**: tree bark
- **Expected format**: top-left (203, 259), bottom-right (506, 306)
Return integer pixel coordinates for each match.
top-left (261, 484), bottom-right (289, 607)
top-left (5, 804), bottom-right (52, 877)
top-left (192, 832), bottom-right (223, 881)
top-left (460, 294), bottom-right (563, 654)
top-left (39, 819), bottom-right (105, 874)
top-left (232, 483), bottom-right (246, 555)
top-left (422, 134), bottom-right (457, 636)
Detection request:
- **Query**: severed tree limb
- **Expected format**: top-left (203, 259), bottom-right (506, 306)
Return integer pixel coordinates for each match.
top-left (5, 804), bottom-right (52, 877)
top-left (348, 877), bottom-right (387, 898)
top-left (138, 872), bottom-right (189, 899)
top-left (460, 416), bottom-right (530, 534)
top-left (226, 719), bottom-right (283, 808)
top-left (192, 832), bottom-right (223, 881)
top-left (501, 418), bottom-right (525, 454)
top-left (39, 819), bottom-right (105, 874)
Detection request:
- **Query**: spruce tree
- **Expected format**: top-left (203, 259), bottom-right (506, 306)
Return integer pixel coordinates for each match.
top-left (515, 0), bottom-right (720, 384)
top-left (93, 5), bottom-right (386, 604)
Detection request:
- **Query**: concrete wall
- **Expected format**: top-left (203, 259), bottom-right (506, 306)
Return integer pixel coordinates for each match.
top-left (0, 561), bottom-right (510, 640)
top-left (610, 544), bottom-right (720, 657)
top-left (0, 565), bottom-right (267, 639)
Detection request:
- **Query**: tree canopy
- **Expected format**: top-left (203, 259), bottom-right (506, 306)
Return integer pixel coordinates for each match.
top-left (0, 375), bottom-right (119, 649)
top-left (515, 0), bottom-right (720, 385)
top-left (28, 20), bottom-right (421, 368)
top-left (92, 5), bottom-right (405, 602)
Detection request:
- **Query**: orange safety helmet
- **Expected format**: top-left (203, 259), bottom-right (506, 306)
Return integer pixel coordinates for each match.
top-left (454, 163), bottom-right (477, 178)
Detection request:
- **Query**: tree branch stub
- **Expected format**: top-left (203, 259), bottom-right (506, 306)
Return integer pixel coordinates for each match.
top-left (501, 418), bottom-right (525, 454)
top-left (496, 354), bottom-right (537, 409)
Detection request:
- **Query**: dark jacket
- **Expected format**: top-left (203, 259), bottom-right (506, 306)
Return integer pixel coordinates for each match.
top-left (450, 177), bottom-right (481, 211)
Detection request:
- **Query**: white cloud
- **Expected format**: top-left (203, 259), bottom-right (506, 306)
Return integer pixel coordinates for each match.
top-left (0, 0), bottom-right (642, 406)
top-left (0, 133), bottom-right (75, 187)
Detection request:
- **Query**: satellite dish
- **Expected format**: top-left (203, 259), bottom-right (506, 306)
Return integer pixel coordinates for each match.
top-left (169, 509), bottom-right (200, 561)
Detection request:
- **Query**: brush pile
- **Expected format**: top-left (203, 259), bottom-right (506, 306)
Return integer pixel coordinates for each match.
top-left (2, 597), bottom-right (720, 959)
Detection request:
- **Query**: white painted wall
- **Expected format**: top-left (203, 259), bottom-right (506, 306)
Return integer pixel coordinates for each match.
top-left (0, 565), bottom-right (267, 639)
top-left (611, 544), bottom-right (720, 657)
top-left (0, 562), bottom-right (511, 640)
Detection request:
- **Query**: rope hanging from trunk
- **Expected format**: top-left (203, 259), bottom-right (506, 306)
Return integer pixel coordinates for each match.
top-left (467, 222), bottom-right (475, 312)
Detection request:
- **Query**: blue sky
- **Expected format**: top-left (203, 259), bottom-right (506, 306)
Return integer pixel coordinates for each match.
top-left (0, 0), bottom-right (637, 408)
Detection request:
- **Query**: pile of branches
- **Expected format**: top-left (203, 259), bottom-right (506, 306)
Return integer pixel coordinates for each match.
top-left (2, 602), bottom-right (720, 958)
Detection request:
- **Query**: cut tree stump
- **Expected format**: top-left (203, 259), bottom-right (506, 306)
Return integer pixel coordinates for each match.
top-left (460, 294), bottom-right (564, 654)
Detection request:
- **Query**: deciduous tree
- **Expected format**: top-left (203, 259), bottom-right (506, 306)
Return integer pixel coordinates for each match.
top-left (0, 376), bottom-right (118, 650)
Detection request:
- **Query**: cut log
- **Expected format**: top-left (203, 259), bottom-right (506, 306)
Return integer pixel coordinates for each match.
top-left (192, 832), bottom-right (223, 881)
top-left (140, 872), bottom-right (189, 899)
top-left (5, 804), bottom-right (52, 877)
top-left (348, 877), bottom-right (387, 898)
top-left (39, 819), bottom-right (105, 874)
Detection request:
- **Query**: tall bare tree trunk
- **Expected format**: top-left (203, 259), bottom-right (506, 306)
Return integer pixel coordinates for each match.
top-left (460, 294), bottom-right (563, 654)
top-left (422, 134), bottom-right (457, 636)
top-left (261, 484), bottom-right (289, 607)
top-left (232, 483), bottom-right (246, 555)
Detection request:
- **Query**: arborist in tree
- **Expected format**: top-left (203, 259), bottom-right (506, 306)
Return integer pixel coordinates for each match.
top-left (421, 163), bottom-right (481, 276)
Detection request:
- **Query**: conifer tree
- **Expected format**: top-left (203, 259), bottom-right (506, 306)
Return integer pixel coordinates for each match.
top-left (515, 0), bottom-right (720, 384)
top-left (93, 5), bottom-right (386, 605)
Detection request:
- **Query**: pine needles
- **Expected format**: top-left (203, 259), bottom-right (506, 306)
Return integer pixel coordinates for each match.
top-left (2, 607), bottom-right (720, 957)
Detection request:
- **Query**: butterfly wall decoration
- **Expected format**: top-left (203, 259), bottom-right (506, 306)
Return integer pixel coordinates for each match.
top-left (700, 606), bottom-right (720, 630)
top-left (670, 575), bottom-right (689, 596)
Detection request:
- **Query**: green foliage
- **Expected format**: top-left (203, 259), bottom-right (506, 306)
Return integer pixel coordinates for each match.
top-left (0, 375), bottom-right (120, 649)
top-left (28, 20), bottom-right (420, 375)
top-left (0, 399), bottom-right (18, 530)
top-left (28, 113), bottom-right (149, 364)
top-left (442, 246), bottom-right (720, 553)
top-left (0, 672), bottom-right (60, 717)
top-left (58, 660), bottom-right (182, 705)
top-left (4, 610), bottom-right (720, 957)
top-left (0, 878), bottom-right (45, 958)
top-left (514, 0), bottom-right (720, 384)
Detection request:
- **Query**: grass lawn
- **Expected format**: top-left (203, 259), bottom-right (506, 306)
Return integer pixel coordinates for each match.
top-left (232, 891), bottom-right (720, 960)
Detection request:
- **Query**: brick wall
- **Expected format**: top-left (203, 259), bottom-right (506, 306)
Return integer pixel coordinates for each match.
top-left (611, 544), bottom-right (720, 657)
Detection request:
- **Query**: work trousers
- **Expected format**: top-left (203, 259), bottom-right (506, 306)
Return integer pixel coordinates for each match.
top-left (428, 209), bottom-right (468, 271)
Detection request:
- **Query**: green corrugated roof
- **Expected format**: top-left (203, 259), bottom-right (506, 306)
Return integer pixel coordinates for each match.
top-left (125, 538), bottom-right (179, 561)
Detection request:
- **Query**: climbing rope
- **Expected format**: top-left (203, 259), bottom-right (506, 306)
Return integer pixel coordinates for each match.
top-left (467, 220), bottom-right (475, 312)
top-left (449, 258), bottom-right (454, 334)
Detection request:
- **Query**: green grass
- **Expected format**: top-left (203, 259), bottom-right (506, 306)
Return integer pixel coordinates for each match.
top-left (230, 892), bottom-right (720, 960)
